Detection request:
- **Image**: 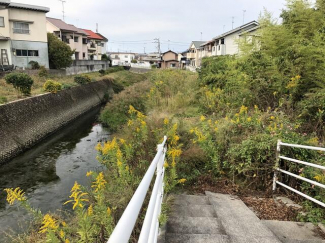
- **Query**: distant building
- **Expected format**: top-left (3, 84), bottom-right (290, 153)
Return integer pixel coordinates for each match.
top-left (0, 0), bottom-right (50, 68)
top-left (108, 52), bottom-right (136, 66)
top-left (160, 50), bottom-right (179, 69)
top-left (46, 17), bottom-right (89, 60)
top-left (186, 41), bottom-right (206, 70)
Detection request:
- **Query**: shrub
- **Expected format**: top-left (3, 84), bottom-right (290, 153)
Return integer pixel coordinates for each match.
top-left (47, 33), bottom-right (74, 69)
top-left (151, 64), bottom-right (157, 69)
top-left (106, 66), bottom-right (124, 74)
top-left (0, 96), bottom-right (7, 104)
top-left (99, 69), bottom-right (106, 76)
top-left (101, 54), bottom-right (109, 61)
top-left (131, 59), bottom-right (137, 64)
top-left (38, 66), bottom-right (48, 78)
top-left (43, 80), bottom-right (62, 93)
top-left (5, 73), bottom-right (33, 96)
top-left (74, 74), bottom-right (91, 85)
top-left (28, 61), bottom-right (40, 70)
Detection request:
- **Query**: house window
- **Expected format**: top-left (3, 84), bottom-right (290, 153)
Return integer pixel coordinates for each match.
top-left (101, 43), bottom-right (104, 47)
top-left (83, 52), bottom-right (86, 58)
top-left (171, 63), bottom-right (176, 68)
top-left (0, 17), bottom-right (4, 27)
top-left (74, 37), bottom-right (79, 42)
top-left (13, 22), bottom-right (30, 34)
top-left (16, 49), bottom-right (39, 57)
top-left (82, 38), bottom-right (88, 44)
top-left (125, 55), bottom-right (128, 58)
top-left (221, 38), bottom-right (225, 44)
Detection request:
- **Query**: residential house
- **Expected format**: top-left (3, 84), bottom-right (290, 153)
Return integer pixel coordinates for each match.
top-left (135, 53), bottom-right (161, 68)
top-left (46, 17), bottom-right (89, 60)
top-left (0, 0), bottom-right (50, 68)
top-left (186, 41), bottom-right (205, 70)
top-left (211, 21), bottom-right (259, 56)
top-left (160, 50), bottom-right (179, 69)
top-left (82, 29), bottom-right (107, 60)
top-left (109, 52), bottom-right (135, 66)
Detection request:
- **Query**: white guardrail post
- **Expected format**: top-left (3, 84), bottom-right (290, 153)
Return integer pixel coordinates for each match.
top-left (273, 140), bottom-right (325, 208)
top-left (107, 136), bottom-right (167, 243)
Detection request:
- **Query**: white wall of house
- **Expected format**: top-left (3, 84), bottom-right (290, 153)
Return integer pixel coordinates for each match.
top-left (110, 53), bottom-right (135, 65)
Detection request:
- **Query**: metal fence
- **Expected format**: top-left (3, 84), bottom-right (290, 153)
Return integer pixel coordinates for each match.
top-left (273, 140), bottom-right (325, 207)
top-left (107, 136), bottom-right (167, 243)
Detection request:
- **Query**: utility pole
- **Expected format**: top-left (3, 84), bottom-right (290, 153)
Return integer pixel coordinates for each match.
top-left (232, 16), bottom-right (235, 29)
top-left (154, 38), bottom-right (161, 56)
top-left (200, 32), bottom-right (202, 41)
top-left (96, 23), bottom-right (98, 33)
top-left (58, 0), bottom-right (66, 21)
top-left (243, 10), bottom-right (246, 24)
top-left (144, 47), bottom-right (146, 54)
top-left (168, 40), bottom-right (170, 50)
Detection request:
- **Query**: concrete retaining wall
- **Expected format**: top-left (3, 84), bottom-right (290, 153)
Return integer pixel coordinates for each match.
top-left (0, 79), bottom-right (113, 165)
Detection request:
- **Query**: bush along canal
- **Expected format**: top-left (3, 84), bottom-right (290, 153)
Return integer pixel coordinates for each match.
top-left (0, 106), bottom-right (110, 240)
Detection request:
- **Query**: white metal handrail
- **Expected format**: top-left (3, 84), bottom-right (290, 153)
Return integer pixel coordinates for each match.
top-left (107, 136), bottom-right (167, 243)
top-left (273, 140), bottom-right (325, 207)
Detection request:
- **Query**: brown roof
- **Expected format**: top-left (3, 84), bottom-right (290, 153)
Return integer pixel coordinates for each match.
top-left (47, 17), bottom-right (86, 35)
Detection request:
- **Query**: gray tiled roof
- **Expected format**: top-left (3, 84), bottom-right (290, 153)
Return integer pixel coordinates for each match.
top-left (213, 21), bottom-right (259, 40)
top-left (191, 41), bottom-right (206, 49)
top-left (47, 17), bottom-right (87, 35)
top-left (1, 1), bottom-right (50, 12)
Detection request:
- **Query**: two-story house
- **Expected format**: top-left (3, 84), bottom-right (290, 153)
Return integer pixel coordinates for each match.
top-left (0, 0), bottom-right (50, 68)
top-left (46, 17), bottom-right (89, 60)
top-left (160, 50), bottom-right (179, 69)
top-left (109, 52), bottom-right (135, 66)
top-left (186, 41), bottom-right (205, 70)
top-left (211, 21), bottom-right (259, 56)
top-left (82, 29), bottom-right (107, 60)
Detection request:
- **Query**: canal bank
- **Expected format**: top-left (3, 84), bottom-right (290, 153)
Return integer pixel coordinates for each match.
top-left (0, 106), bottom-right (110, 240)
top-left (0, 78), bottom-right (114, 165)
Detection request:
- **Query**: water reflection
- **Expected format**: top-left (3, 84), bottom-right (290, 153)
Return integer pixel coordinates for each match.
top-left (0, 107), bottom-right (109, 239)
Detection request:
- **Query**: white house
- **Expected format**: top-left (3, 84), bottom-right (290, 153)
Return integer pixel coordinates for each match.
top-left (109, 52), bottom-right (135, 66)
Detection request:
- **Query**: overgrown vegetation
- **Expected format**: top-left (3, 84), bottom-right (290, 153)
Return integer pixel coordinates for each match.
top-left (4, 0), bottom-right (325, 241)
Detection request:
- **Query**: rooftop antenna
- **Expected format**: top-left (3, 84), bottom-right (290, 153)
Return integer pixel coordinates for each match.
top-left (200, 32), bottom-right (202, 41)
top-left (232, 16), bottom-right (235, 29)
top-left (96, 23), bottom-right (98, 33)
top-left (58, 0), bottom-right (66, 21)
top-left (243, 10), bottom-right (246, 24)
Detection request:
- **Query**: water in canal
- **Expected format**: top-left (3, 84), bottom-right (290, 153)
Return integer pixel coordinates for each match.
top-left (0, 106), bottom-right (110, 240)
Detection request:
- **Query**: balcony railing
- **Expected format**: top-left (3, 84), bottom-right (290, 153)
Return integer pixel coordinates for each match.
top-left (13, 28), bottom-right (30, 34)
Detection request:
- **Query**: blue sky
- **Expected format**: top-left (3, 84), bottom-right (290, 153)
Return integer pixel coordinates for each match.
top-left (19, 0), bottom-right (290, 53)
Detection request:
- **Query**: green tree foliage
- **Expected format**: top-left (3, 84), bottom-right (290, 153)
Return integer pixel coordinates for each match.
top-left (5, 73), bottom-right (34, 96)
top-left (47, 33), bottom-right (74, 69)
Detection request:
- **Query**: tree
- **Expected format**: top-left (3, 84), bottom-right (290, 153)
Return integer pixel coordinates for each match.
top-left (47, 33), bottom-right (74, 69)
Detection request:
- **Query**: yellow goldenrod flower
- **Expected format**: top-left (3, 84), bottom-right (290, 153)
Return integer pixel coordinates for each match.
top-left (164, 162), bottom-right (169, 168)
top-left (62, 221), bottom-right (67, 227)
top-left (64, 182), bottom-right (88, 210)
top-left (95, 143), bottom-right (102, 151)
top-left (91, 172), bottom-right (107, 192)
top-left (239, 105), bottom-right (248, 114)
top-left (107, 206), bottom-right (111, 216)
top-left (127, 120), bottom-right (133, 127)
top-left (65, 239), bottom-right (70, 243)
top-left (60, 230), bottom-right (65, 238)
top-left (88, 204), bottom-right (93, 216)
top-left (86, 171), bottom-right (93, 177)
top-left (4, 187), bottom-right (26, 205)
top-left (247, 117), bottom-right (252, 122)
top-left (164, 118), bottom-right (169, 125)
top-left (141, 120), bottom-right (147, 127)
top-left (128, 105), bottom-right (136, 114)
top-left (178, 178), bottom-right (187, 184)
top-left (270, 116), bottom-right (275, 120)
top-left (39, 214), bottom-right (58, 233)
top-left (119, 138), bottom-right (126, 144)
top-left (200, 115), bottom-right (206, 121)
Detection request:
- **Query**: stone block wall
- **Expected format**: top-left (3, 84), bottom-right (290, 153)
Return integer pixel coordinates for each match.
top-left (0, 79), bottom-right (113, 165)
